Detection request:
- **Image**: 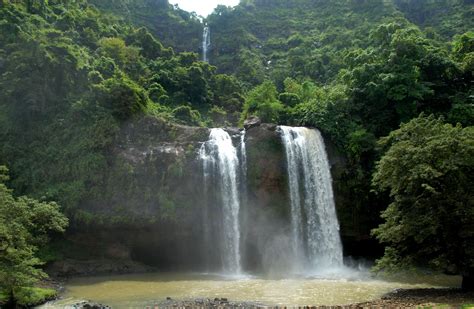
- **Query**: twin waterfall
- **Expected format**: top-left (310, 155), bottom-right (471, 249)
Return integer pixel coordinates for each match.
top-left (199, 129), bottom-right (242, 274)
top-left (199, 127), bottom-right (343, 275)
top-left (280, 126), bottom-right (343, 271)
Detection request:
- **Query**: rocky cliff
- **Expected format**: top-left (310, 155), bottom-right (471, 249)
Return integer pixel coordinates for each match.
top-left (52, 116), bottom-right (374, 276)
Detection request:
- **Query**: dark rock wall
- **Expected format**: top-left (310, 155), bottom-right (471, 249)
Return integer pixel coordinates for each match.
top-left (62, 116), bottom-right (372, 274)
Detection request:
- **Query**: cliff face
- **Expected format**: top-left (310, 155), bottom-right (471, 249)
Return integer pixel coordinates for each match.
top-left (58, 116), bottom-right (371, 275)
top-left (63, 117), bottom-right (209, 270)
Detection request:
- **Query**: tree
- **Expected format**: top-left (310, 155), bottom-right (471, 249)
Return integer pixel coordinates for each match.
top-left (241, 80), bottom-right (284, 123)
top-left (372, 115), bottom-right (474, 290)
top-left (0, 166), bottom-right (68, 304)
top-left (97, 37), bottom-right (140, 67)
top-left (93, 74), bottom-right (149, 121)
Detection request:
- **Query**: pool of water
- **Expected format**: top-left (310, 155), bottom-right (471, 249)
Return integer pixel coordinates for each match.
top-left (40, 271), bottom-right (461, 308)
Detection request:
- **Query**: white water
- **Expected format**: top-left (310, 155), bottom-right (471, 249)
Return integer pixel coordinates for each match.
top-left (279, 126), bottom-right (343, 272)
top-left (198, 132), bottom-right (213, 271)
top-left (199, 129), bottom-right (242, 274)
top-left (202, 26), bottom-right (211, 62)
top-left (240, 130), bottom-right (247, 177)
top-left (239, 130), bottom-right (248, 214)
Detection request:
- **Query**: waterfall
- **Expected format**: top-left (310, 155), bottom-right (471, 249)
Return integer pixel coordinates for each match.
top-left (279, 126), bottom-right (343, 271)
top-left (240, 130), bottom-right (247, 183)
top-left (199, 134), bottom-right (214, 272)
top-left (199, 128), bottom-right (242, 274)
top-left (202, 26), bottom-right (211, 62)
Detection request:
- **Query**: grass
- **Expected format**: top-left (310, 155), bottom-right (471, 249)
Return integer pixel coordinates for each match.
top-left (14, 287), bottom-right (57, 306)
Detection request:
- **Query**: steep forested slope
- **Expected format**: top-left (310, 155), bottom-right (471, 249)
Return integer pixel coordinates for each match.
top-left (207, 0), bottom-right (473, 87)
top-left (208, 0), bottom-right (401, 86)
top-left (0, 0), bottom-right (472, 275)
top-left (0, 0), bottom-right (244, 215)
top-left (203, 0), bottom-right (473, 239)
top-left (394, 0), bottom-right (474, 37)
top-left (88, 0), bottom-right (203, 53)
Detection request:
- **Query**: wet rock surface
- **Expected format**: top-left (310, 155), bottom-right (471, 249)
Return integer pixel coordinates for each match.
top-left (69, 301), bottom-right (111, 309)
top-left (244, 116), bottom-right (262, 130)
top-left (47, 258), bottom-right (155, 278)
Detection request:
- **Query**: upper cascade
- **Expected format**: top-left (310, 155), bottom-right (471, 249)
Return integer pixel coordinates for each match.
top-left (279, 126), bottom-right (343, 272)
top-left (202, 26), bottom-right (211, 62)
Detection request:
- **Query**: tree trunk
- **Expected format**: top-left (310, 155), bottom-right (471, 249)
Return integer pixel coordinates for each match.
top-left (3, 289), bottom-right (16, 309)
top-left (26, 0), bottom-right (32, 13)
top-left (462, 271), bottom-right (474, 291)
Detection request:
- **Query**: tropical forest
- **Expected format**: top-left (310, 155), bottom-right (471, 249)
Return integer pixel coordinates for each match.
top-left (0, 0), bottom-right (473, 307)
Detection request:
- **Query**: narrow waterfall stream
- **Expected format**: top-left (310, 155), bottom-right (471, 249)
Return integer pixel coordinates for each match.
top-left (199, 129), bottom-right (242, 274)
top-left (279, 126), bottom-right (343, 271)
top-left (202, 26), bottom-right (211, 62)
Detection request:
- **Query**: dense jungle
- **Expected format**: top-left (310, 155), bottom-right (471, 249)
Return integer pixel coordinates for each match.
top-left (0, 0), bottom-right (473, 307)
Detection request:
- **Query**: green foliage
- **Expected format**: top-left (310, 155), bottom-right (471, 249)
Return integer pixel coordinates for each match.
top-left (0, 166), bottom-right (68, 304)
top-left (89, 0), bottom-right (202, 53)
top-left (98, 37), bottom-right (140, 67)
top-left (13, 287), bottom-right (57, 306)
top-left (172, 105), bottom-right (202, 125)
top-left (94, 74), bottom-right (149, 120)
top-left (242, 81), bottom-right (284, 123)
top-left (0, 0), bottom-right (246, 217)
top-left (0, 287), bottom-right (56, 307)
top-left (0, 290), bottom-right (6, 304)
top-left (210, 74), bottom-right (244, 113)
top-left (209, 105), bottom-right (228, 126)
top-left (0, 0), bottom-right (473, 281)
top-left (372, 115), bottom-right (474, 278)
top-left (453, 31), bottom-right (474, 61)
top-left (394, 0), bottom-right (474, 38)
top-left (126, 27), bottom-right (172, 59)
top-left (208, 0), bottom-right (401, 85)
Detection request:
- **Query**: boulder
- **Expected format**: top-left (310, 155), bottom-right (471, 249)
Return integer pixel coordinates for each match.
top-left (243, 116), bottom-right (261, 129)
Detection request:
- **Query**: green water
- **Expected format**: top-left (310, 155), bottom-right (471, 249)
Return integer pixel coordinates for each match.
top-left (40, 272), bottom-right (461, 308)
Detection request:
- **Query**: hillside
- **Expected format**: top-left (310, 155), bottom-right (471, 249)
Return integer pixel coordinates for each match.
top-left (207, 0), bottom-right (473, 86)
top-left (0, 0), bottom-right (244, 214)
top-left (88, 0), bottom-right (203, 53)
top-left (0, 1), bottom-right (472, 299)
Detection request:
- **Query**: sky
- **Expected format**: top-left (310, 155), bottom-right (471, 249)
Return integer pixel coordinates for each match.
top-left (169, 0), bottom-right (240, 17)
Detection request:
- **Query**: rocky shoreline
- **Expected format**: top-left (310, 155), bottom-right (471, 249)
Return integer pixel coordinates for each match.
top-left (355, 288), bottom-right (474, 309)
